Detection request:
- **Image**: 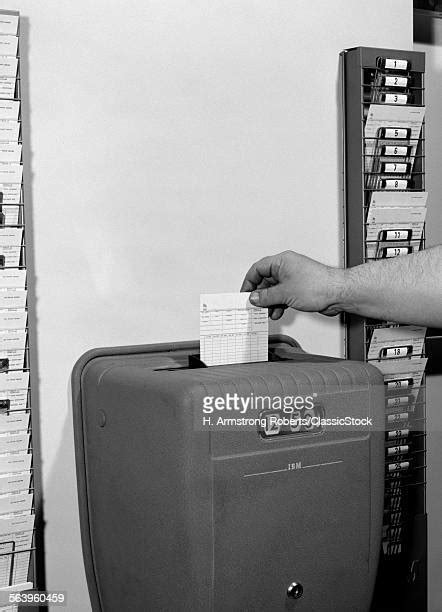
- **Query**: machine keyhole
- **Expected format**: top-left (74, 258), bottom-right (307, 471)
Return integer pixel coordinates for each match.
top-left (287, 582), bottom-right (303, 600)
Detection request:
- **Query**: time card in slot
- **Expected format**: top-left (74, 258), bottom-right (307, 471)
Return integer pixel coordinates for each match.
top-left (380, 162), bottom-right (411, 174)
top-left (382, 539), bottom-right (402, 557)
top-left (8, 550), bottom-right (31, 587)
top-left (0, 453), bottom-right (31, 474)
top-left (367, 210), bottom-right (426, 230)
top-left (379, 178), bottom-right (408, 190)
top-left (387, 460), bottom-right (410, 473)
top-left (0, 433), bottom-right (29, 455)
top-left (384, 465), bottom-right (407, 490)
top-left (381, 75), bottom-right (409, 88)
top-left (365, 241), bottom-right (418, 259)
top-left (0, 350), bottom-right (25, 372)
top-left (0, 123), bottom-right (19, 144)
top-left (0, 580), bottom-right (34, 596)
top-left (200, 292), bottom-right (268, 366)
top-left (380, 346), bottom-right (412, 359)
top-left (0, 515), bottom-right (33, 542)
top-left (368, 190), bottom-right (427, 212)
top-left (0, 311), bottom-right (26, 332)
top-left (0, 251), bottom-right (20, 270)
top-left (0, 229), bottom-right (22, 269)
top-left (377, 356), bottom-right (427, 386)
top-left (364, 105), bottom-right (424, 173)
top-left (365, 140), bottom-right (414, 190)
top-left (0, 541), bottom-right (12, 588)
top-left (377, 244), bottom-right (417, 258)
top-left (378, 229), bottom-right (413, 241)
top-left (384, 525), bottom-right (403, 542)
top-left (387, 395), bottom-right (410, 409)
top-left (0, 371), bottom-right (28, 395)
top-left (378, 58), bottom-right (410, 71)
top-left (0, 371), bottom-right (28, 413)
top-left (387, 429), bottom-right (410, 441)
top-left (379, 127), bottom-right (411, 139)
top-left (383, 541), bottom-right (402, 556)
top-left (380, 245), bottom-right (414, 258)
top-left (380, 93), bottom-right (409, 105)
top-left (367, 225), bottom-right (425, 263)
top-left (376, 356), bottom-right (427, 412)
top-left (384, 494), bottom-right (404, 513)
top-left (385, 511), bottom-right (403, 528)
top-left (0, 292), bottom-right (26, 311)
top-left (0, 35), bottom-right (18, 58)
top-left (0, 271), bottom-right (25, 290)
top-left (0, 76), bottom-right (17, 101)
top-left (370, 239), bottom-right (421, 259)
top-left (370, 63), bottom-right (411, 103)
top-left (0, 146), bottom-right (21, 165)
top-left (0, 329), bottom-right (27, 372)
top-left (386, 412), bottom-right (412, 427)
top-left (0, 391), bottom-right (28, 413)
top-left (0, 472), bottom-right (31, 495)
top-left (0, 492), bottom-right (32, 516)
top-left (386, 444), bottom-right (409, 457)
top-left (0, 411), bottom-right (29, 435)
top-left (0, 513), bottom-right (34, 589)
top-left (0, 185), bottom-right (20, 207)
top-left (380, 145), bottom-right (411, 157)
top-left (0, 165), bottom-right (21, 186)
top-left (0, 250), bottom-right (22, 271)
top-left (388, 225), bottom-right (421, 240)
top-left (386, 377), bottom-right (413, 390)
top-left (0, 207), bottom-right (19, 227)
top-left (0, 331), bottom-right (26, 353)
top-left (0, 58), bottom-right (17, 79)
top-left (367, 325), bottom-right (426, 361)
top-left (0, 103), bottom-right (18, 123)
top-left (370, 83), bottom-right (410, 105)
top-left (366, 204), bottom-right (426, 233)
top-left (0, 15), bottom-right (18, 36)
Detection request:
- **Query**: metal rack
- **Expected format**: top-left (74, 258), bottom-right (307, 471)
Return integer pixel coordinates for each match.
top-left (0, 10), bottom-right (35, 609)
top-left (340, 46), bottom-right (427, 612)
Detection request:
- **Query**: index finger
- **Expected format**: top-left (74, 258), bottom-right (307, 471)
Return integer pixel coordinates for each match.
top-left (240, 255), bottom-right (281, 292)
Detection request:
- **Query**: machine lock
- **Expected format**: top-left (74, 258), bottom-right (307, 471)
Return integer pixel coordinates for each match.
top-left (287, 582), bottom-right (303, 600)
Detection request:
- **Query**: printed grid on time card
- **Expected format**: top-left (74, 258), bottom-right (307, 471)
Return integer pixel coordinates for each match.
top-left (200, 292), bottom-right (268, 366)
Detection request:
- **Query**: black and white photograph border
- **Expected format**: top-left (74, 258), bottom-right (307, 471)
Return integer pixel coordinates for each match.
top-left (0, 1), bottom-right (439, 611)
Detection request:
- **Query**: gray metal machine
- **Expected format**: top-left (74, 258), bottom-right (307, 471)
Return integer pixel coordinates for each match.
top-left (71, 336), bottom-right (385, 611)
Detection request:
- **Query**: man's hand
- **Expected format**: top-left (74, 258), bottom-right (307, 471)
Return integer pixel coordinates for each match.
top-left (241, 246), bottom-right (442, 327)
top-left (240, 250), bottom-right (345, 320)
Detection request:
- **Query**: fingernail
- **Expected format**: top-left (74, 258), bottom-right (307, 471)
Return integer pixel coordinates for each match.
top-left (249, 291), bottom-right (259, 306)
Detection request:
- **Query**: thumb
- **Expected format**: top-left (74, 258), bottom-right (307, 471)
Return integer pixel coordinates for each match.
top-left (249, 285), bottom-right (286, 308)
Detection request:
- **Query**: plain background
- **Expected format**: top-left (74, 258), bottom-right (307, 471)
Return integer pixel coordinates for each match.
top-left (0, 1), bottom-right (424, 610)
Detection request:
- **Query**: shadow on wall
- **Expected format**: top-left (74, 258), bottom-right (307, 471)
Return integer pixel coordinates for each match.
top-left (44, 387), bottom-right (91, 612)
top-left (20, 16), bottom-right (46, 590)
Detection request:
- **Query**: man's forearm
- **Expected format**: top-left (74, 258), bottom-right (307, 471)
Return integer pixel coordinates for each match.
top-left (335, 246), bottom-right (442, 326)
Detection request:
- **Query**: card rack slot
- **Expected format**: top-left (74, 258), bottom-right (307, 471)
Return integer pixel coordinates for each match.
top-left (341, 46), bottom-right (427, 609)
top-left (362, 224), bottom-right (426, 264)
top-left (0, 10), bottom-right (35, 597)
top-left (367, 48), bottom-right (426, 562)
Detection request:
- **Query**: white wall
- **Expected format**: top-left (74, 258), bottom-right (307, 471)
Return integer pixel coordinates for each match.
top-left (0, 1), bottom-right (412, 609)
